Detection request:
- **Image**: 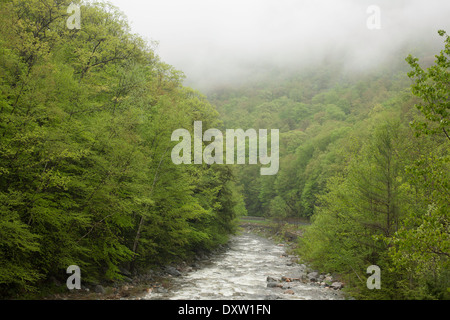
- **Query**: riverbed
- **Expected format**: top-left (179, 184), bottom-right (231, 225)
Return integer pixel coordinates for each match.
top-left (144, 232), bottom-right (343, 300)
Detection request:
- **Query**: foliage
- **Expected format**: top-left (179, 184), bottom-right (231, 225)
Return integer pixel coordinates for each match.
top-left (1, 0), bottom-right (448, 300)
top-left (0, 0), bottom-right (243, 298)
top-left (406, 30), bottom-right (450, 141)
top-left (211, 32), bottom-right (449, 299)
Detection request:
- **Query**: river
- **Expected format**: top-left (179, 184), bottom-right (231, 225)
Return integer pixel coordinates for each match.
top-left (143, 232), bottom-right (343, 300)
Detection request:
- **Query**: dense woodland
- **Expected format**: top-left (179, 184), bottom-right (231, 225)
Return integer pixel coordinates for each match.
top-left (211, 38), bottom-right (449, 299)
top-left (0, 0), bottom-right (449, 300)
top-left (0, 0), bottom-right (246, 298)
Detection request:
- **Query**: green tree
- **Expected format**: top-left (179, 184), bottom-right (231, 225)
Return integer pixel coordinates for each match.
top-left (406, 30), bottom-right (450, 141)
top-left (0, 0), bottom-right (242, 297)
top-left (385, 30), bottom-right (450, 299)
top-left (300, 114), bottom-right (415, 299)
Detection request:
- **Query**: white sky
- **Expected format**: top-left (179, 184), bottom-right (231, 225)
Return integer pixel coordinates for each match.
top-left (106, 0), bottom-right (450, 90)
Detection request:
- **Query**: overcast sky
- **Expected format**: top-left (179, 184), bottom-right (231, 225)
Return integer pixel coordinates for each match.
top-left (107, 0), bottom-right (450, 90)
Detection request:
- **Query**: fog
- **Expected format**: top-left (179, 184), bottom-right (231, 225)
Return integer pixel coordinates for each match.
top-left (107, 0), bottom-right (450, 90)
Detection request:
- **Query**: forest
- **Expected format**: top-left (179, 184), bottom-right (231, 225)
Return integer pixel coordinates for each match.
top-left (0, 0), bottom-right (448, 300)
top-left (0, 0), bottom-right (246, 298)
top-left (210, 40), bottom-right (449, 299)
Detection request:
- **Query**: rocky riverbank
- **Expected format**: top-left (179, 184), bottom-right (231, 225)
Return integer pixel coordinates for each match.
top-left (43, 221), bottom-right (345, 300)
top-left (145, 232), bottom-right (344, 300)
top-left (42, 244), bottom-right (231, 300)
top-left (238, 222), bottom-right (345, 295)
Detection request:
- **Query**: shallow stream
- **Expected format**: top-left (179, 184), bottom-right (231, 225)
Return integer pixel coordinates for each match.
top-left (145, 232), bottom-right (343, 300)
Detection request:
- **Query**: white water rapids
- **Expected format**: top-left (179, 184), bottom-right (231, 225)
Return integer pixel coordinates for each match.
top-left (144, 232), bottom-right (343, 300)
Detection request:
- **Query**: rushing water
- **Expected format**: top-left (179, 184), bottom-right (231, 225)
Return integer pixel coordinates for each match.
top-left (145, 232), bottom-right (343, 300)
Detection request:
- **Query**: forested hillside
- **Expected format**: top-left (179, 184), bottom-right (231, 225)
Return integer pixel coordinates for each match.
top-left (210, 37), bottom-right (449, 299)
top-left (0, 0), bottom-right (245, 298)
top-left (210, 62), bottom-right (411, 218)
top-left (0, 0), bottom-right (448, 301)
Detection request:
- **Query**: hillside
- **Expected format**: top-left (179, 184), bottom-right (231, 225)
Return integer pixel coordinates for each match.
top-left (208, 52), bottom-right (449, 299)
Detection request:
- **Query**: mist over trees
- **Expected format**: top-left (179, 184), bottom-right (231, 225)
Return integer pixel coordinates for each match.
top-left (0, 0), bottom-right (448, 300)
top-left (210, 32), bottom-right (449, 299)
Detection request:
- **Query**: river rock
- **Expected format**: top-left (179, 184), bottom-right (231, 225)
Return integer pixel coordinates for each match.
top-left (94, 285), bottom-right (105, 294)
top-left (155, 287), bottom-right (168, 293)
top-left (267, 282), bottom-right (283, 288)
top-left (191, 262), bottom-right (202, 269)
top-left (165, 266), bottom-right (182, 277)
top-left (307, 271), bottom-right (319, 282)
top-left (331, 282), bottom-right (343, 290)
top-left (284, 289), bottom-right (295, 295)
top-left (266, 276), bottom-right (278, 282)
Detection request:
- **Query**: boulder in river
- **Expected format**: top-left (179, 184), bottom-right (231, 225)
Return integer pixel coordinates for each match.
top-left (267, 282), bottom-right (283, 288)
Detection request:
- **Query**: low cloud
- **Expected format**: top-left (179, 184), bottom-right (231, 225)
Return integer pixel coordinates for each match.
top-left (108, 0), bottom-right (450, 90)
